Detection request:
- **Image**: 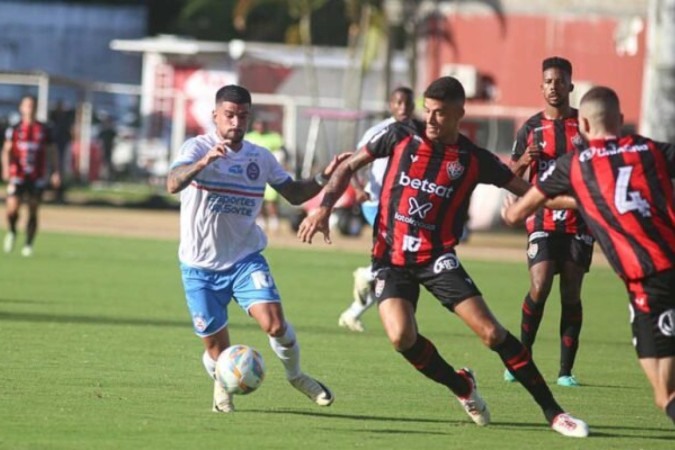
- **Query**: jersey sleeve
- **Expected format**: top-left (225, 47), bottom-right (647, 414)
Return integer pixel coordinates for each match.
top-left (654, 141), bottom-right (675, 178)
top-left (536, 152), bottom-right (573, 197)
top-left (265, 150), bottom-right (292, 188)
top-left (510, 123), bottom-right (530, 162)
top-left (170, 138), bottom-right (206, 169)
top-left (365, 123), bottom-right (410, 159)
top-left (476, 147), bottom-right (515, 187)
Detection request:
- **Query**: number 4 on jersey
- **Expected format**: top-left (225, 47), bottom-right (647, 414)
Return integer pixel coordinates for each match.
top-left (615, 166), bottom-right (651, 217)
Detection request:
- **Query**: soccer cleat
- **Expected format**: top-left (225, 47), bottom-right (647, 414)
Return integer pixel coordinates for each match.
top-left (289, 373), bottom-right (334, 406)
top-left (557, 375), bottom-right (580, 387)
top-left (3, 233), bottom-right (15, 253)
top-left (503, 368), bottom-right (516, 382)
top-left (21, 246), bottom-right (33, 257)
top-left (338, 311), bottom-right (365, 332)
top-left (212, 379), bottom-right (235, 413)
top-left (551, 413), bottom-right (589, 437)
top-left (456, 368), bottom-right (490, 426)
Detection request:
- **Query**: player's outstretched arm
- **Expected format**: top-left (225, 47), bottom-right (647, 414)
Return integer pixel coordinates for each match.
top-left (276, 152), bottom-right (352, 205)
top-left (1, 140), bottom-right (11, 182)
top-left (166, 142), bottom-right (228, 193)
top-left (297, 149), bottom-right (373, 244)
top-left (504, 187), bottom-right (548, 226)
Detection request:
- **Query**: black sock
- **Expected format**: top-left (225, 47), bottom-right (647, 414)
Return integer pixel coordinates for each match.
top-left (520, 294), bottom-right (545, 351)
top-left (559, 301), bottom-right (582, 377)
top-left (8, 212), bottom-right (18, 234)
top-left (493, 332), bottom-right (563, 423)
top-left (400, 334), bottom-right (470, 397)
top-left (666, 398), bottom-right (675, 423)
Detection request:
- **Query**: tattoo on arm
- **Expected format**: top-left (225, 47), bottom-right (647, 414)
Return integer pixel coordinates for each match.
top-left (167, 161), bottom-right (206, 193)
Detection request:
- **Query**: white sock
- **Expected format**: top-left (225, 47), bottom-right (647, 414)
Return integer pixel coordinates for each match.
top-left (269, 322), bottom-right (301, 380)
top-left (202, 351), bottom-right (217, 380)
top-left (347, 293), bottom-right (375, 319)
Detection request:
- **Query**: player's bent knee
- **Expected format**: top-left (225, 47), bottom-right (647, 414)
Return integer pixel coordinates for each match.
top-left (480, 325), bottom-right (507, 348)
top-left (390, 332), bottom-right (417, 352)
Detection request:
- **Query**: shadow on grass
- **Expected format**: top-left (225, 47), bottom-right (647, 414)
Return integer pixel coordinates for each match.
top-left (246, 408), bottom-right (451, 424)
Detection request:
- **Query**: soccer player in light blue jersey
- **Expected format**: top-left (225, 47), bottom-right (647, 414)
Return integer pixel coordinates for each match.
top-left (167, 84), bottom-right (348, 413)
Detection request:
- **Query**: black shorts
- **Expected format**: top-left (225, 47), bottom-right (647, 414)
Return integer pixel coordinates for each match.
top-left (626, 268), bottom-right (675, 358)
top-left (7, 179), bottom-right (46, 200)
top-left (526, 232), bottom-right (594, 273)
top-left (372, 252), bottom-right (482, 312)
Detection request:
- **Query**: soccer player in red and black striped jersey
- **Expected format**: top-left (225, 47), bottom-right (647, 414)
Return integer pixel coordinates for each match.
top-left (505, 86), bottom-right (675, 425)
top-left (1, 95), bottom-right (61, 257)
top-left (298, 76), bottom-right (589, 437)
top-left (507, 57), bottom-right (592, 387)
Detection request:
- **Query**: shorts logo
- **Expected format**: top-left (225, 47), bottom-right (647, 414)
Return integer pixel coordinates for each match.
top-left (192, 313), bottom-right (208, 333)
top-left (575, 233), bottom-right (594, 246)
top-left (433, 253), bottom-right (459, 274)
top-left (251, 271), bottom-right (274, 289)
top-left (246, 162), bottom-right (260, 180)
top-left (552, 210), bottom-right (568, 221)
top-left (527, 242), bottom-right (538, 259)
top-left (657, 309), bottom-right (675, 336)
top-left (408, 197), bottom-right (432, 218)
top-left (446, 160), bottom-right (464, 180)
top-left (374, 279), bottom-right (385, 298)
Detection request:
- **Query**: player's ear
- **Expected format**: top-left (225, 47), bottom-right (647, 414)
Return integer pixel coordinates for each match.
top-left (212, 109), bottom-right (217, 122)
top-left (579, 117), bottom-right (590, 136)
top-left (569, 82), bottom-right (575, 92)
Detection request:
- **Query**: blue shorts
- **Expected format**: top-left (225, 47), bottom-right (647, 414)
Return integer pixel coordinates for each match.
top-left (361, 202), bottom-right (379, 227)
top-left (180, 252), bottom-right (281, 337)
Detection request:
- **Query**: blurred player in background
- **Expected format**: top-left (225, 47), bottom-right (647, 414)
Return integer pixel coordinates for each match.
top-left (506, 57), bottom-right (592, 386)
top-left (505, 86), bottom-right (675, 425)
top-left (338, 86), bottom-right (421, 332)
top-left (1, 95), bottom-right (61, 257)
top-left (299, 76), bottom-right (589, 437)
top-left (167, 85), bottom-right (347, 413)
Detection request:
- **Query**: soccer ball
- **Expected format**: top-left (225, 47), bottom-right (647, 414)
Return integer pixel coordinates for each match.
top-left (216, 345), bottom-right (266, 395)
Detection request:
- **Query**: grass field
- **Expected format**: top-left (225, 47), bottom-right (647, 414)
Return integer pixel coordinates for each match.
top-left (0, 232), bottom-right (672, 449)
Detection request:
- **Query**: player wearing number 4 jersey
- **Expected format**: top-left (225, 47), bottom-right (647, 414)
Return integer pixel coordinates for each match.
top-left (505, 86), bottom-right (675, 426)
top-left (507, 57), bottom-right (592, 387)
top-left (299, 76), bottom-right (588, 438)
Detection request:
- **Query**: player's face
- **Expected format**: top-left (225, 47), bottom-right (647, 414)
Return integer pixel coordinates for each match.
top-left (541, 68), bottom-right (572, 108)
top-left (19, 97), bottom-right (36, 119)
top-left (423, 98), bottom-right (464, 142)
top-left (213, 101), bottom-right (250, 143)
top-left (389, 92), bottom-right (414, 123)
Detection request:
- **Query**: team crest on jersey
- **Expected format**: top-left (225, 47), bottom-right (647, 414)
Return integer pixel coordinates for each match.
top-left (192, 313), bottom-right (208, 333)
top-left (374, 279), bottom-right (385, 298)
top-left (571, 133), bottom-right (584, 147)
top-left (527, 242), bottom-right (538, 259)
top-left (246, 162), bottom-right (260, 180)
top-left (446, 161), bottom-right (464, 180)
top-left (433, 253), bottom-right (459, 273)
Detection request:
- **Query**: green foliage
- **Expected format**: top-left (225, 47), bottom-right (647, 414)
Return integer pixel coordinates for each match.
top-left (0, 232), bottom-right (672, 449)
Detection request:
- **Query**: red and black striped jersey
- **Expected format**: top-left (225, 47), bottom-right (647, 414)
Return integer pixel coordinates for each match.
top-left (365, 122), bottom-right (514, 267)
top-left (537, 134), bottom-right (675, 281)
top-left (512, 111), bottom-right (587, 235)
top-left (5, 120), bottom-right (53, 182)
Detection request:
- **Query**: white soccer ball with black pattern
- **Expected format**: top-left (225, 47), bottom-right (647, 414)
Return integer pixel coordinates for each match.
top-left (216, 345), bottom-right (266, 395)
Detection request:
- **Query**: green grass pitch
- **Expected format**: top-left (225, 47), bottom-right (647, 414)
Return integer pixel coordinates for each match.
top-left (0, 232), bottom-right (672, 449)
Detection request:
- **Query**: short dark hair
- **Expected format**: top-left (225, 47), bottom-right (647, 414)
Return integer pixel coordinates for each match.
top-left (423, 77), bottom-right (465, 104)
top-left (580, 86), bottom-right (620, 110)
top-left (542, 57), bottom-right (572, 77)
top-left (391, 86), bottom-right (414, 100)
top-left (215, 85), bottom-right (252, 105)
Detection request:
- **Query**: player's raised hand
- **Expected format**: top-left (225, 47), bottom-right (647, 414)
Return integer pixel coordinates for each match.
top-left (521, 144), bottom-right (541, 165)
top-left (204, 142), bottom-right (229, 164)
top-left (297, 208), bottom-right (332, 245)
top-left (322, 152), bottom-right (353, 179)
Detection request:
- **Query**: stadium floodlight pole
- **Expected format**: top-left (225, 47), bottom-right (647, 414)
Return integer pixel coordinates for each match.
top-left (640, 0), bottom-right (675, 142)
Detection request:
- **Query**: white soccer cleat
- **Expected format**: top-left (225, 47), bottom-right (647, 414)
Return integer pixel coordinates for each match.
top-left (21, 245), bottom-right (33, 257)
top-left (212, 379), bottom-right (235, 413)
top-left (551, 413), bottom-right (589, 438)
top-left (456, 368), bottom-right (490, 426)
top-left (338, 311), bottom-right (365, 332)
top-left (3, 233), bottom-right (15, 253)
top-left (289, 373), bottom-right (334, 406)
